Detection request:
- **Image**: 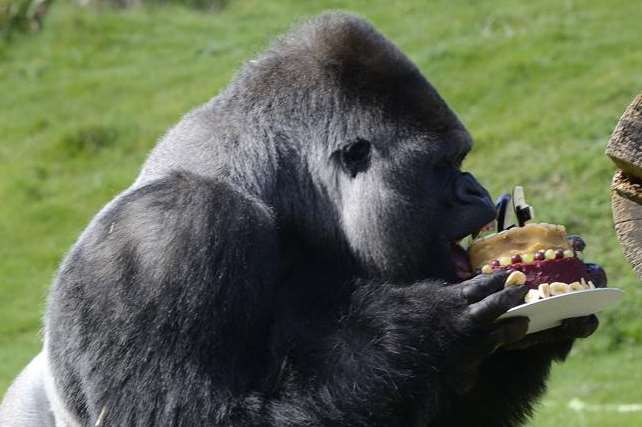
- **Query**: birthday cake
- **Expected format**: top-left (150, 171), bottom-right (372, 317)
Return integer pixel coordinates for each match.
top-left (466, 187), bottom-right (596, 303)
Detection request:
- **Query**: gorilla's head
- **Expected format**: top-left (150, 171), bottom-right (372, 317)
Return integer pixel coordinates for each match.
top-left (215, 13), bottom-right (496, 282)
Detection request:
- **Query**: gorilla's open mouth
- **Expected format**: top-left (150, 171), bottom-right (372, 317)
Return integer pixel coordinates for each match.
top-left (451, 241), bottom-right (473, 280)
top-left (450, 221), bottom-right (495, 280)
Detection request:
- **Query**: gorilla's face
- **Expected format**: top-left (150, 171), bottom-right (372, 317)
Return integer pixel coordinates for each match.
top-left (299, 57), bottom-right (497, 282)
top-left (326, 109), bottom-right (496, 283)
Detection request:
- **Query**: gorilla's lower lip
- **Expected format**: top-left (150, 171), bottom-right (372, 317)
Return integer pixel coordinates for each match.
top-left (450, 221), bottom-right (494, 280)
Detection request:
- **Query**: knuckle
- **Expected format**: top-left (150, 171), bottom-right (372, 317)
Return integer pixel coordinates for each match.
top-left (496, 289), bottom-right (514, 305)
top-left (459, 284), bottom-right (472, 300)
top-left (441, 283), bottom-right (460, 300)
top-left (493, 287), bottom-right (525, 310)
top-left (508, 284), bottom-right (528, 298)
top-left (462, 274), bottom-right (488, 289)
top-left (462, 306), bottom-right (481, 325)
top-left (490, 270), bottom-right (510, 283)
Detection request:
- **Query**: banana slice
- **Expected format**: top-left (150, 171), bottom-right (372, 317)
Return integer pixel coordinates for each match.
top-left (569, 282), bottom-right (585, 292)
top-left (504, 271), bottom-right (527, 287)
top-left (525, 289), bottom-right (541, 303)
top-left (549, 282), bottom-right (569, 296)
top-left (538, 283), bottom-right (550, 298)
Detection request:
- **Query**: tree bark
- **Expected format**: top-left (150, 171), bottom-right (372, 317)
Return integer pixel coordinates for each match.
top-left (608, 92), bottom-right (642, 281)
top-left (612, 186), bottom-right (642, 280)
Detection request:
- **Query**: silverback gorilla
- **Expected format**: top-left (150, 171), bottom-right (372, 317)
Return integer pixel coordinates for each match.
top-left (1, 12), bottom-right (601, 427)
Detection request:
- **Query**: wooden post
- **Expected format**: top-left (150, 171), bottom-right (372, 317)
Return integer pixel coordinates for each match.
top-left (608, 93), bottom-right (642, 281)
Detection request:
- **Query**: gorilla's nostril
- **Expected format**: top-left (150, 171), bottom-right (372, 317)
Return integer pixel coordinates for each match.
top-left (467, 186), bottom-right (485, 198)
top-left (457, 173), bottom-right (489, 203)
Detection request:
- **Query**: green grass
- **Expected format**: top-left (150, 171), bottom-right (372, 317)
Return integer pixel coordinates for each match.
top-left (1, 1), bottom-right (641, 425)
top-left (533, 346), bottom-right (642, 427)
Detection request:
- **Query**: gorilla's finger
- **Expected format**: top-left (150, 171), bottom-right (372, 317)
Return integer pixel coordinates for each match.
top-left (502, 315), bottom-right (598, 351)
top-left (456, 319), bottom-right (529, 362)
top-left (468, 285), bottom-right (528, 324)
top-left (483, 317), bottom-right (530, 353)
top-left (459, 271), bottom-right (509, 303)
top-left (491, 317), bottom-right (530, 345)
top-left (502, 331), bottom-right (555, 351)
top-left (566, 235), bottom-right (586, 252)
top-left (585, 263), bottom-right (608, 288)
top-left (561, 315), bottom-right (599, 338)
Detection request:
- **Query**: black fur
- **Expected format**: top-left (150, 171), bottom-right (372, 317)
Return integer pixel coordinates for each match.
top-left (45, 12), bottom-right (591, 426)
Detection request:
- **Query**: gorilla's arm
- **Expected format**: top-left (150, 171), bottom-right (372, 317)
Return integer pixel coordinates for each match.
top-left (264, 275), bottom-right (531, 427)
top-left (47, 171), bottom-right (282, 426)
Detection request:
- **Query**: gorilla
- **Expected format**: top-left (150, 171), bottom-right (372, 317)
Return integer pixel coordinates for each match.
top-left (1, 12), bottom-right (601, 427)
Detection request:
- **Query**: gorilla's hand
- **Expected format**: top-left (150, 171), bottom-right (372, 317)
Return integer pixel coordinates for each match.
top-left (430, 271), bottom-right (530, 394)
top-left (501, 315), bottom-right (598, 351)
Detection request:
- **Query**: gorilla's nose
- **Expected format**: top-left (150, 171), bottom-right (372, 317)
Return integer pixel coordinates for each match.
top-left (455, 172), bottom-right (496, 216)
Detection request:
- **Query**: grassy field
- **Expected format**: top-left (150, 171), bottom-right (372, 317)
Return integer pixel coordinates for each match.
top-left (1, 0), bottom-right (642, 425)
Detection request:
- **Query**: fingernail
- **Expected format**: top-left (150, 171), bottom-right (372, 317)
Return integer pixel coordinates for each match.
top-left (494, 270), bottom-right (510, 277)
top-left (511, 284), bottom-right (529, 295)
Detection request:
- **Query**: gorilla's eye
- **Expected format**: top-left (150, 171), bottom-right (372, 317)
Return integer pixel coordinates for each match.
top-left (339, 138), bottom-right (371, 178)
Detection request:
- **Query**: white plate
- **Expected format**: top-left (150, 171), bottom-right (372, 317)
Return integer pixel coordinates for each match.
top-left (497, 288), bottom-right (624, 334)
